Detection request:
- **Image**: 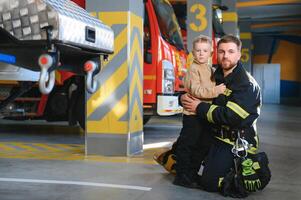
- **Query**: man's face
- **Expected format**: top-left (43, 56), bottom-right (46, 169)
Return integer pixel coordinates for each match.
top-left (217, 42), bottom-right (241, 71)
top-left (193, 42), bottom-right (211, 64)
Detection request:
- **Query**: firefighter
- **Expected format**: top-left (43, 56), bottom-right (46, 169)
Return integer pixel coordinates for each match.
top-left (181, 35), bottom-right (262, 193)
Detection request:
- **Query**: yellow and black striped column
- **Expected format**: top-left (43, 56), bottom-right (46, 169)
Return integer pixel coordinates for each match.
top-left (222, 0), bottom-right (238, 36)
top-left (85, 0), bottom-right (143, 156)
top-left (239, 21), bottom-right (253, 73)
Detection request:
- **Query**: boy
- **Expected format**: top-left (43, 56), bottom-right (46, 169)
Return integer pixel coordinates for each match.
top-left (173, 35), bottom-right (226, 188)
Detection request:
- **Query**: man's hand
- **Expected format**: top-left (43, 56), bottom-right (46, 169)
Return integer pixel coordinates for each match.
top-left (180, 93), bottom-right (201, 113)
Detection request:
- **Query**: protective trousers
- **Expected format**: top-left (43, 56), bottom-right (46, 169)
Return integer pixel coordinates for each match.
top-left (200, 139), bottom-right (234, 192)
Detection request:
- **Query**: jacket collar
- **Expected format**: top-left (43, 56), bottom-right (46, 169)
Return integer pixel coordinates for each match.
top-left (215, 61), bottom-right (244, 85)
top-left (192, 58), bottom-right (209, 67)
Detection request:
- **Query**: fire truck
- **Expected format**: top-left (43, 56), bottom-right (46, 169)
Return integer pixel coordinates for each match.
top-left (143, 0), bottom-right (187, 123)
top-left (0, 0), bottom-right (186, 128)
top-left (0, 0), bottom-right (114, 129)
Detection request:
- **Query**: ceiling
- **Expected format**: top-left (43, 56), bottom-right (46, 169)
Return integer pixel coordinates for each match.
top-left (170, 0), bottom-right (301, 40)
top-left (237, 0), bottom-right (301, 36)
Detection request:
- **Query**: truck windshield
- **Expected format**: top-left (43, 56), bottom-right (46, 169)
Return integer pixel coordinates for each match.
top-left (152, 0), bottom-right (185, 50)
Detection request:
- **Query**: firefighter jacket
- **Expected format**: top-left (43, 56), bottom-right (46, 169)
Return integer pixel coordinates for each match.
top-left (196, 61), bottom-right (262, 153)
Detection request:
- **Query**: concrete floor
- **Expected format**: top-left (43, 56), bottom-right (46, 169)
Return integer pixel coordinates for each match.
top-left (0, 104), bottom-right (300, 200)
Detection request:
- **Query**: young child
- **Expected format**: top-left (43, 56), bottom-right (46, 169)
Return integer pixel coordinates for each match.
top-left (173, 35), bottom-right (226, 188)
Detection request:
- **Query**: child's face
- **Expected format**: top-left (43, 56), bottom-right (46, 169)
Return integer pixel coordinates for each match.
top-left (193, 42), bottom-right (211, 64)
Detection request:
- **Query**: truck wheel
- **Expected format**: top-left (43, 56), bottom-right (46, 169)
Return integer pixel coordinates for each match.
top-left (143, 116), bottom-right (151, 125)
top-left (75, 87), bottom-right (85, 130)
top-left (45, 87), bottom-right (68, 121)
top-left (68, 76), bottom-right (85, 130)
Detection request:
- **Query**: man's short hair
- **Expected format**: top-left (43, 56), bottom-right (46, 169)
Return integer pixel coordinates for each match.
top-left (192, 35), bottom-right (212, 50)
top-left (217, 35), bottom-right (242, 51)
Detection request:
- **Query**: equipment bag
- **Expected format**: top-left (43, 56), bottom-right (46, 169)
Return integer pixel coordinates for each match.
top-left (219, 152), bottom-right (271, 198)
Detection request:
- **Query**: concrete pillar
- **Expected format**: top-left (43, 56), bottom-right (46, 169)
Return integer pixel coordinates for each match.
top-left (222, 0), bottom-right (238, 36)
top-left (85, 0), bottom-right (143, 156)
top-left (187, 0), bottom-right (213, 52)
top-left (239, 21), bottom-right (253, 73)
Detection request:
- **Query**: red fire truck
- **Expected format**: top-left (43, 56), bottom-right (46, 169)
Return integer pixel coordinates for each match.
top-left (143, 0), bottom-right (187, 122)
top-left (0, 0), bottom-right (187, 128)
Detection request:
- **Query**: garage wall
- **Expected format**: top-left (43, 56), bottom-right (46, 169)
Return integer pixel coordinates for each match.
top-left (253, 34), bottom-right (301, 105)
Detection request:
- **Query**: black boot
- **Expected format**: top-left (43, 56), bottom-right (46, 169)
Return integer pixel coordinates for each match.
top-left (173, 173), bottom-right (201, 188)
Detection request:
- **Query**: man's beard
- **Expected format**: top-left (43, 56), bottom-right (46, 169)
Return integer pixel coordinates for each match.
top-left (220, 59), bottom-right (236, 71)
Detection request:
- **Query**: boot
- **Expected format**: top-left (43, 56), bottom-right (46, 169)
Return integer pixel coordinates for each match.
top-left (173, 173), bottom-right (201, 189)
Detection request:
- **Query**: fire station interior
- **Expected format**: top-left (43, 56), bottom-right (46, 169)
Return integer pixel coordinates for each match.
top-left (0, 0), bottom-right (300, 199)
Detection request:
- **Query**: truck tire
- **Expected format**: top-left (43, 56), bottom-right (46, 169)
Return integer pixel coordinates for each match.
top-left (67, 76), bottom-right (85, 130)
top-left (45, 87), bottom-right (69, 121)
top-left (76, 89), bottom-right (85, 130)
top-left (143, 116), bottom-right (151, 125)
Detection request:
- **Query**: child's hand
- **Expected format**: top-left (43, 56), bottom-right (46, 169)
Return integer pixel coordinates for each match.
top-left (215, 83), bottom-right (226, 95)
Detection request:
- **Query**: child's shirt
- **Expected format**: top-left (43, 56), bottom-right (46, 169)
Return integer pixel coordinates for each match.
top-left (183, 59), bottom-right (218, 115)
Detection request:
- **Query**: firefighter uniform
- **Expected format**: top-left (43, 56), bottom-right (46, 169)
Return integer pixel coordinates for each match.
top-left (195, 61), bottom-right (261, 192)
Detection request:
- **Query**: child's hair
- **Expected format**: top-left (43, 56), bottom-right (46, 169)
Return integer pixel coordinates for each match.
top-left (192, 35), bottom-right (215, 81)
top-left (192, 35), bottom-right (212, 51)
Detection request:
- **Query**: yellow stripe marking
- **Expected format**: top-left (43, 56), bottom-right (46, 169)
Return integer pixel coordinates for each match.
top-left (130, 63), bottom-right (143, 100)
top-left (254, 134), bottom-right (259, 149)
top-left (9, 142), bottom-right (38, 152)
top-left (101, 27), bottom-right (128, 69)
top-left (0, 80), bottom-right (18, 84)
top-left (251, 20), bottom-right (301, 29)
top-left (207, 104), bottom-right (218, 123)
top-left (87, 95), bottom-right (128, 134)
top-left (0, 143), bottom-right (16, 151)
top-left (240, 32), bottom-right (252, 40)
top-left (51, 144), bottom-right (82, 150)
top-left (55, 71), bottom-right (62, 84)
top-left (87, 60), bottom-right (128, 117)
top-left (226, 101), bottom-right (250, 119)
top-left (218, 177), bottom-right (224, 188)
top-left (130, 12), bottom-right (143, 32)
top-left (129, 36), bottom-right (143, 98)
top-left (224, 88), bottom-right (232, 96)
top-left (130, 102), bottom-right (143, 132)
top-left (130, 70), bottom-right (143, 133)
top-left (222, 12), bottom-right (238, 22)
top-left (31, 143), bottom-right (64, 152)
top-left (0, 142), bottom-right (171, 165)
top-left (144, 75), bottom-right (156, 80)
top-left (98, 12), bottom-right (128, 27)
top-left (237, 0), bottom-right (301, 8)
top-left (87, 15), bottom-right (128, 116)
top-left (215, 137), bottom-right (257, 154)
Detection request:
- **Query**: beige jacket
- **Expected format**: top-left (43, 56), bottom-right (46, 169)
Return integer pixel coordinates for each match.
top-left (183, 59), bottom-right (218, 115)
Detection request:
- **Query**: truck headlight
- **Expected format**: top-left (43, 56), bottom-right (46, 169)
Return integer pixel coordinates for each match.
top-left (162, 60), bottom-right (175, 94)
